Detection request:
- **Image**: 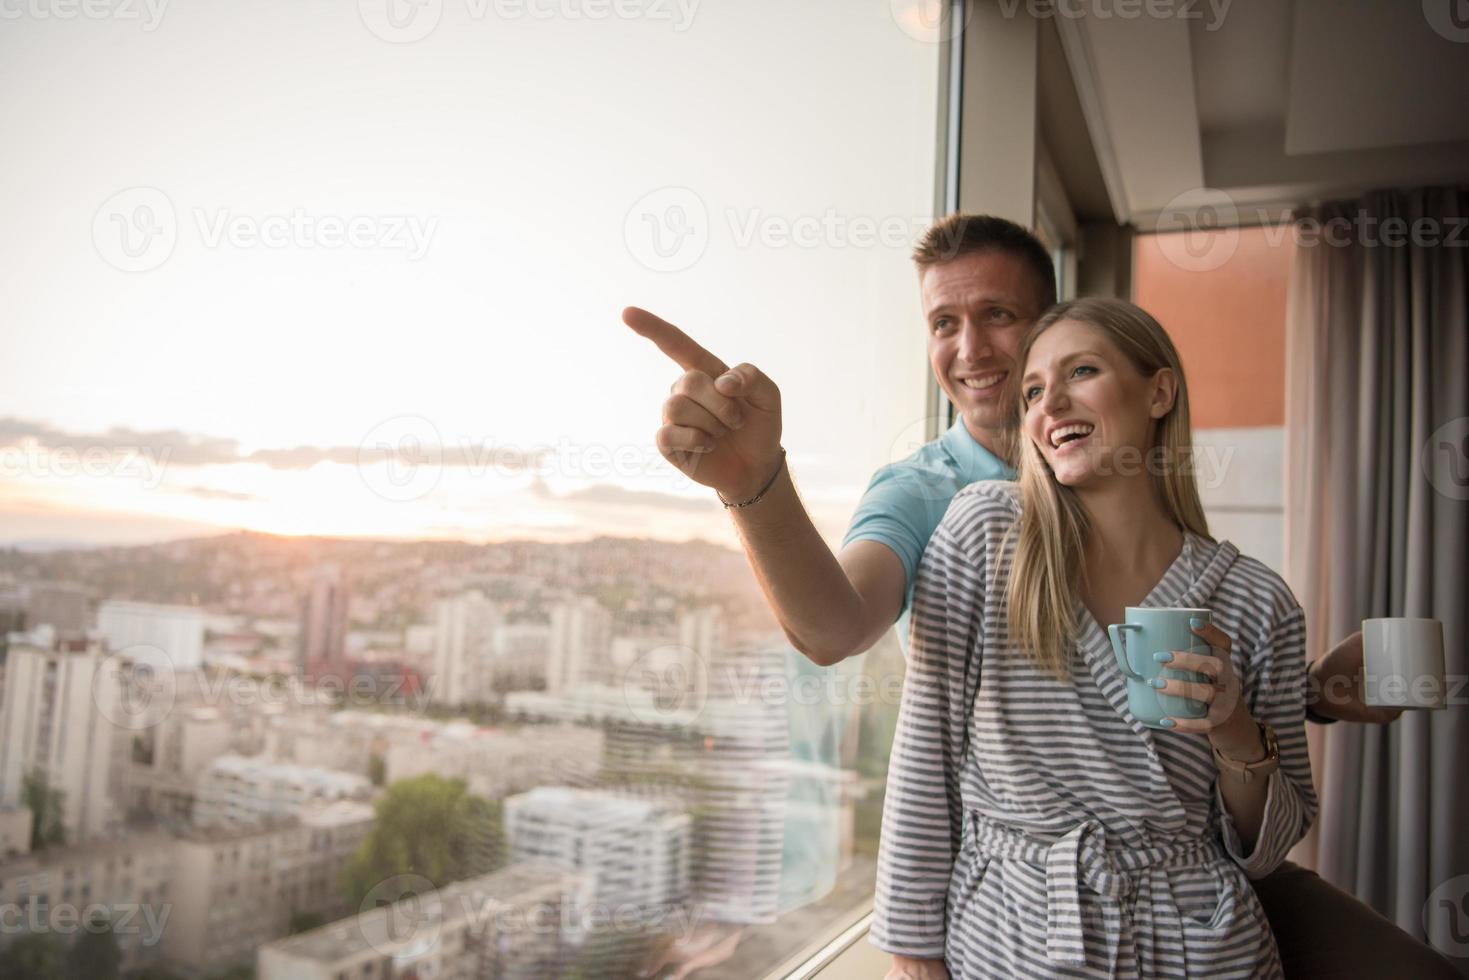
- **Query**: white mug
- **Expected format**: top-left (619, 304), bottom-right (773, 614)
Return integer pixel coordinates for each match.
top-left (1362, 618), bottom-right (1447, 709)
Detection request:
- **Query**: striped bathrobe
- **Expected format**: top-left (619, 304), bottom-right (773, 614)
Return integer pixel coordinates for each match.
top-left (871, 481), bottom-right (1317, 979)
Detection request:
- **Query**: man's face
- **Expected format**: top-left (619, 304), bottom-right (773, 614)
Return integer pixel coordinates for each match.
top-left (920, 249), bottom-right (1047, 437)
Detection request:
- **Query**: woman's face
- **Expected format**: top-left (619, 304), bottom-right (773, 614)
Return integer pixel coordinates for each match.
top-left (1020, 318), bottom-right (1175, 489)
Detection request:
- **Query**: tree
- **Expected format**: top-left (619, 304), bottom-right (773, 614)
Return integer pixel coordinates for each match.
top-left (0, 932), bottom-right (67, 979)
top-left (342, 775), bottom-right (506, 908)
top-left (64, 914), bottom-right (121, 980)
top-left (22, 768), bottom-right (66, 851)
top-left (288, 910), bottom-right (325, 935)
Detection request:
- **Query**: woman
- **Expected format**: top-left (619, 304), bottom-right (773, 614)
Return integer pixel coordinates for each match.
top-left (871, 298), bottom-right (1316, 978)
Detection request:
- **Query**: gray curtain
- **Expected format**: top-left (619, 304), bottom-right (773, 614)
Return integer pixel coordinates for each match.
top-left (1284, 186), bottom-right (1469, 973)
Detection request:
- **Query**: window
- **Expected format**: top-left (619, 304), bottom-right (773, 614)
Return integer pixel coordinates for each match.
top-left (2, 3), bottom-right (941, 977)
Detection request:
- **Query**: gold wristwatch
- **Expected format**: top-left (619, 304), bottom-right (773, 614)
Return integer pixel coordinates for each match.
top-left (1212, 722), bottom-right (1280, 784)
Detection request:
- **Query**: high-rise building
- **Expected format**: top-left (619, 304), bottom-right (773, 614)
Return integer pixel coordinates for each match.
top-left (504, 787), bottom-right (691, 916)
top-left (0, 634), bottom-right (133, 843)
top-left (97, 598), bottom-right (205, 670)
top-left (547, 598), bottom-right (611, 693)
top-left (429, 589), bottom-right (500, 706)
top-left (298, 565), bottom-right (350, 678)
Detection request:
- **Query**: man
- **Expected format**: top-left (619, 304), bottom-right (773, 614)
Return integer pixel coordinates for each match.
top-left (624, 213), bottom-right (1456, 977)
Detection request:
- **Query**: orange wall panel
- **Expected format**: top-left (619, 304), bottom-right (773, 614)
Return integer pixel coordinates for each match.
top-left (1132, 226), bottom-right (1293, 429)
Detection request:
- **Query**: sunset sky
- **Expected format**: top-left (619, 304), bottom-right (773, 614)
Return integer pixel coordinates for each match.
top-left (0, 1), bottom-right (941, 550)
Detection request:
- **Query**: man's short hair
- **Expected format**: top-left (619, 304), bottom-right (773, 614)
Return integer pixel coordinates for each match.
top-left (912, 213), bottom-right (1058, 310)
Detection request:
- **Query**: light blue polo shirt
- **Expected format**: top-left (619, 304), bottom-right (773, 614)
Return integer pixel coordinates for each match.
top-left (840, 417), bottom-right (1014, 648)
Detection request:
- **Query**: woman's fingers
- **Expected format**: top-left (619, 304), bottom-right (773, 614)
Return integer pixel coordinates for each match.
top-left (1191, 621), bottom-right (1233, 653)
top-left (1161, 650), bottom-right (1220, 677)
top-left (1154, 677), bottom-right (1218, 703)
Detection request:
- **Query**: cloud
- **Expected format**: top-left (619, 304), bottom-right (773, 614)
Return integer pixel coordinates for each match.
top-left (529, 478), bottom-right (714, 513)
top-left (180, 485), bottom-right (261, 502)
top-left (0, 417), bottom-right (539, 473)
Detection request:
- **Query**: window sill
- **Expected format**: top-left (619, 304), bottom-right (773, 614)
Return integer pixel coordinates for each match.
top-left (762, 901), bottom-right (882, 980)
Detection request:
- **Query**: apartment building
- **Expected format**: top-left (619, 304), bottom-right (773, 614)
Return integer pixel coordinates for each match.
top-left (163, 801), bottom-right (375, 974)
top-left (257, 860), bottom-right (589, 980)
top-left (0, 634), bottom-right (132, 843)
top-left (193, 755), bottom-right (371, 830)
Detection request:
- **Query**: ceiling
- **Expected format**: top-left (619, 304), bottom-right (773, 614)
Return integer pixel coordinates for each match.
top-left (1048, 0), bottom-right (1469, 228)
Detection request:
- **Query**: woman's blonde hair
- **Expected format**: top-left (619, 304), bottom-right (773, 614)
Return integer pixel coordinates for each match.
top-left (1004, 297), bottom-right (1211, 678)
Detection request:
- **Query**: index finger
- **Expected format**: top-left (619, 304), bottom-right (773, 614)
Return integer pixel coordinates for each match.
top-left (622, 306), bottom-right (729, 377)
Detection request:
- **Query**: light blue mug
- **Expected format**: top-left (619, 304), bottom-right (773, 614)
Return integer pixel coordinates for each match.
top-left (1106, 606), bottom-right (1213, 729)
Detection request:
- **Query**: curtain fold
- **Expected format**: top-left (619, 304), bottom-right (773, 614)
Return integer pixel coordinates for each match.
top-left (1283, 186), bottom-right (1469, 974)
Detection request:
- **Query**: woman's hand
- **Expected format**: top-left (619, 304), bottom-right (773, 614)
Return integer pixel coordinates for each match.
top-left (1154, 621), bottom-right (1263, 759)
top-left (885, 955), bottom-right (950, 980)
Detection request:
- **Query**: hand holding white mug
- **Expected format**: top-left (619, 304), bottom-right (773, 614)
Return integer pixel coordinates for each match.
top-left (623, 306), bottom-right (785, 502)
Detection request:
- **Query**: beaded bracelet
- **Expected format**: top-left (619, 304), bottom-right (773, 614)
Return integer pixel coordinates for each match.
top-left (717, 449), bottom-right (788, 509)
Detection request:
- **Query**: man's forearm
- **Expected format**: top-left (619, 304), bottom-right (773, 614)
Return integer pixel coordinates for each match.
top-left (728, 464), bottom-right (900, 665)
